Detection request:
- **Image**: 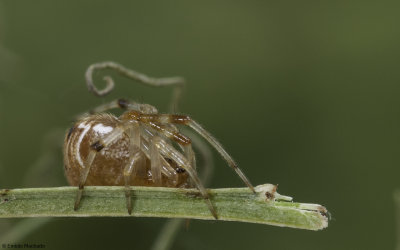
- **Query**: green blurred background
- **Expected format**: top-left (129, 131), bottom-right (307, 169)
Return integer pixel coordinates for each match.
top-left (1, 1), bottom-right (399, 249)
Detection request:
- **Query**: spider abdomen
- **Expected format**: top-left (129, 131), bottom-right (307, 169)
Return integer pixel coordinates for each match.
top-left (63, 113), bottom-right (190, 188)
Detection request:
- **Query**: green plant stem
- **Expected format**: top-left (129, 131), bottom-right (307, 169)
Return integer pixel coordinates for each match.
top-left (0, 184), bottom-right (328, 230)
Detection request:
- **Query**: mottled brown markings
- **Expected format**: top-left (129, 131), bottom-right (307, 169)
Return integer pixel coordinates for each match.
top-left (3, 198), bottom-right (8, 202)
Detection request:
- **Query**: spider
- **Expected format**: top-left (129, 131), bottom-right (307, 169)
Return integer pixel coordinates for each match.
top-left (63, 62), bottom-right (255, 219)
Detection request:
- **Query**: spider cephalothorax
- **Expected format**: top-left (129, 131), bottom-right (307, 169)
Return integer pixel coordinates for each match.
top-left (64, 62), bottom-right (255, 219)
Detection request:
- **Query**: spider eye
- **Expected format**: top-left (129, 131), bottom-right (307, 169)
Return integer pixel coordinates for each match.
top-left (175, 167), bottom-right (186, 174)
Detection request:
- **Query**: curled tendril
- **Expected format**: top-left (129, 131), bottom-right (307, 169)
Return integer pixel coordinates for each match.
top-left (85, 61), bottom-right (186, 111)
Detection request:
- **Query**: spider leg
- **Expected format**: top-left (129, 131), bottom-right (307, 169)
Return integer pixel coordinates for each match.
top-left (139, 126), bottom-right (181, 184)
top-left (150, 137), bottom-right (162, 185)
top-left (181, 143), bottom-right (196, 171)
top-left (122, 122), bottom-right (143, 214)
top-left (186, 119), bottom-right (255, 192)
top-left (85, 61), bottom-right (185, 111)
top-left (181, 144), bottom-right (196, 188)
top-left (138, 114), bottom-right (255, 193)
top-left (146, 123), bottom-right (198, 181)
top-left (123, 150), bottom-right (144, 214)
top-left (139, 131), bottom-right (178, 183)
top-left (74, 124), bottom-right (128, 211)
top-left (152, 137), bottom-right (218, 219)
top-left (187, 130), bottom-right (214, 185)
top-left (145, 122), bottom-right (197, 184)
